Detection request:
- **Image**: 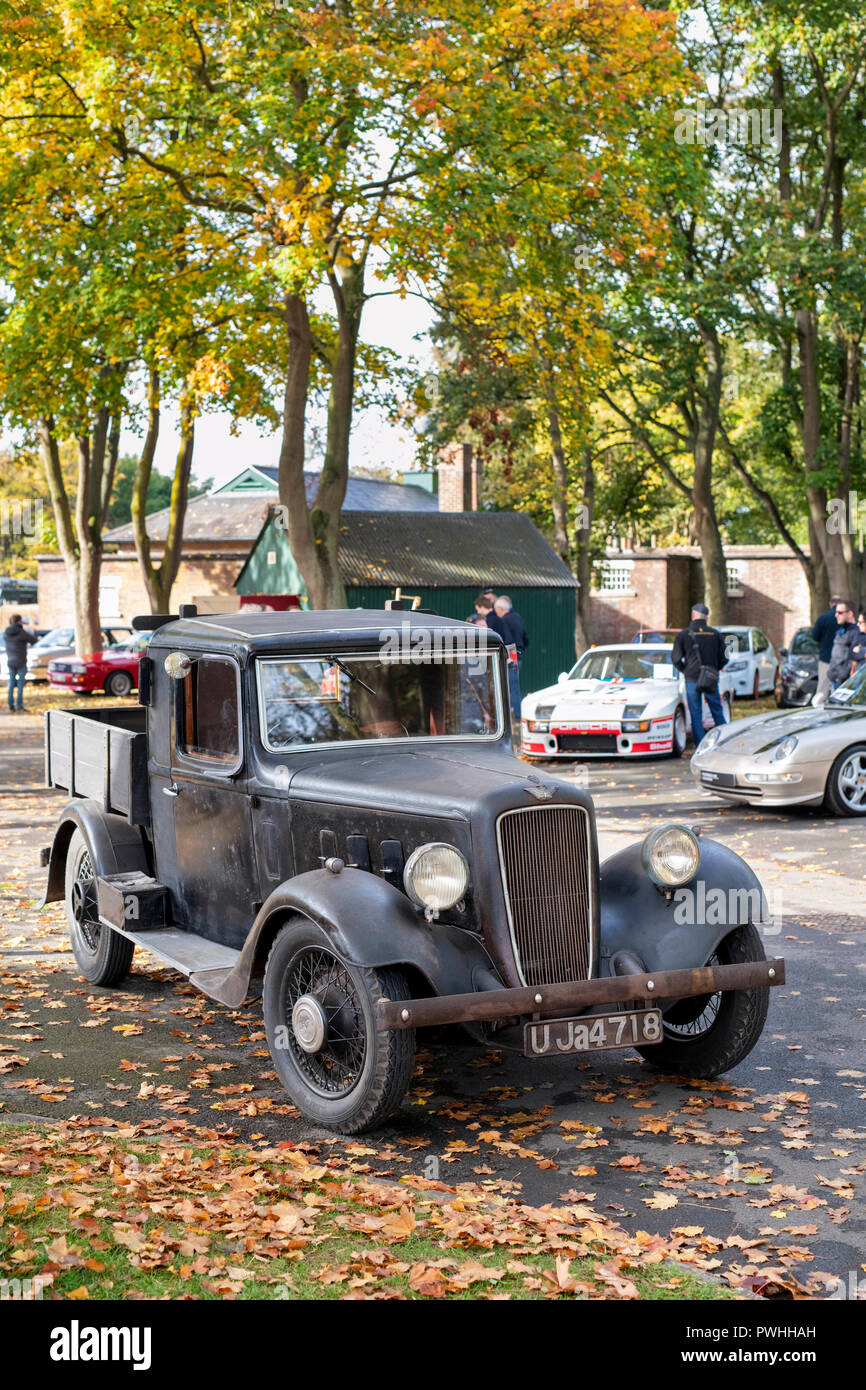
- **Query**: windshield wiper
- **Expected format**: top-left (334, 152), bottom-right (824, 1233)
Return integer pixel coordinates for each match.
top-left (326, 654), bottom-right (376, 696)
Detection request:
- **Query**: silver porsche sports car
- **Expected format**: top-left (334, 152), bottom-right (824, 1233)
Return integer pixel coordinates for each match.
top-left (691, 662), bottom-right (866, 815)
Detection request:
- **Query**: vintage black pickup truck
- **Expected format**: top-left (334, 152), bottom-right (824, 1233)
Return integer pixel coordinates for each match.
top-left (41, 607), bottom-right (785, 1132)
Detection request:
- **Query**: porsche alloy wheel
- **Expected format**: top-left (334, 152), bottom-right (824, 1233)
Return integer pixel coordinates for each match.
top-left (64, 829), bottom-right (135, 985)
top-left (824, 743), bottom-right (866, 817)
top-left (264, 918), bottom-right (416, 1133)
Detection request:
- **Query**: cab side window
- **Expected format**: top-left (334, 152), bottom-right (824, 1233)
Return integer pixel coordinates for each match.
top-left (176, 657), bottom-right (241, 766)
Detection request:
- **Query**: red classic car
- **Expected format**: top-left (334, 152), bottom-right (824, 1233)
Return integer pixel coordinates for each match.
top-left (47, 633), bottom-right (152, 696)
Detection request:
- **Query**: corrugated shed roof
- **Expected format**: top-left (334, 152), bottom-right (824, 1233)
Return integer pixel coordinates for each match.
top-left (104, 472), bottom-right (438, 543)
top-left (337, 512), bottom-right (576, 588)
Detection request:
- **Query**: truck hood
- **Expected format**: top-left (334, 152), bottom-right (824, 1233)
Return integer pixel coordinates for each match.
top-left (284, 745), bottom-right (570, 819)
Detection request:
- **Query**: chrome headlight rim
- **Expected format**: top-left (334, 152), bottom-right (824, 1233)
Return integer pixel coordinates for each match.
top-left (641, 822), bottom-right (701, 888)
top-left (403, 842), bottom-right (470, 912)
top-left (772, 734), bottom-right (799, 762)
top-left (698, 725), bottom-right (723, 752)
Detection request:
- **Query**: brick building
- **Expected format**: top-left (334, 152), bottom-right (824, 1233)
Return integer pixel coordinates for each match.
top-left (591, 545), bottom-right (812, 650)
top-left (35, 470), bottom-right (438, 629)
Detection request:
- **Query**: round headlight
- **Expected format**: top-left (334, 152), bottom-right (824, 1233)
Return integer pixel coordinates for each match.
top-left (403, 843), bottom-right (469, 911)
top-left (641, 824), bottom-right (701, 887)
top-left (772, 735), bottom-right (798, 762)
top-left (699, 725), bottom-right (723, 752)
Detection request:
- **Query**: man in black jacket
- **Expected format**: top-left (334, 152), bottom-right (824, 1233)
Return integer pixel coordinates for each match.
top-left (811, 595), bottom-right (842, 705)
top-left (671, 604), bottom-right (729, 746)
top-left (827, 600), bottom-right (859, 691)
top-left (3, 613), bottom-right (38, 711)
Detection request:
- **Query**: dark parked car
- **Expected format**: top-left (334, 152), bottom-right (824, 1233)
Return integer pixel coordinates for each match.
top-left (775, 627), bottom-right (819, 707)
top-left (41, 607), bottom-right (784, 1133)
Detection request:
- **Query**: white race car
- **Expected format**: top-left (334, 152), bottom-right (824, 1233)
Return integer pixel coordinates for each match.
top-left (520, 642), bottom-right (734, 759)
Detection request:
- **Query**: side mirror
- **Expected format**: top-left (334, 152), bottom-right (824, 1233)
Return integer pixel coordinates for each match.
top-left (164, 651), bottom-right (193, 680)
top-left (778, 647), bottom-right (788, 659)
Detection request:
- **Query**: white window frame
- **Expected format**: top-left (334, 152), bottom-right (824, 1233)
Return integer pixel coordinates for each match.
top-left (595, 560), bottom-right (635, 595)
top-left (726, 562), bottom-right (745, 597)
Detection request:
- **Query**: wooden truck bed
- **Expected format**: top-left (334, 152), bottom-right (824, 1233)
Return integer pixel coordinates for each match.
top-left (45, 706), bottom-right (150, 826)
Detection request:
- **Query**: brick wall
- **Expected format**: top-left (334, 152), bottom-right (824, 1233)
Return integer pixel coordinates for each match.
top-left (588, 547), bottom-right (814, 651)
top-left (37, 547), bottom-right (248, 628)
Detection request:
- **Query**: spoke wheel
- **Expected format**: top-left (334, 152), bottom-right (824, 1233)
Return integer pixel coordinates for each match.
top-left (283, 946), bottom-right (367, 1098)
top-left (637, 923), bottom-right (770, 1079)
top-left (64, 829), bottom-right (135, 985)
top-left (264, 918), bottom-right (416, 1133)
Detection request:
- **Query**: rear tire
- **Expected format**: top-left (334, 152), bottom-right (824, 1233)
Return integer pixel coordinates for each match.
top-left (637, 923), bottom-right (769, 1078)
top-left (64, 829), bottom-right (135, 985)
top-left (263, 918), bottom-right (416, 1133)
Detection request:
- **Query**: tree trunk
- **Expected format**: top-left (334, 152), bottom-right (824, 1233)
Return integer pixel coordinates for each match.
top-left (544, 379), bottom-right (570, 559)
top-left (277, 264), bottom-right (365, 611)
top-left (692, 324), bottom-right (727, 623)
top-left (573, 445), bottom-right (594, 653)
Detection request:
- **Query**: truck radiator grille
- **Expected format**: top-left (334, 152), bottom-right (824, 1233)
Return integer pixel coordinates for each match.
top-left (496, 806), bottom-right (593, 986)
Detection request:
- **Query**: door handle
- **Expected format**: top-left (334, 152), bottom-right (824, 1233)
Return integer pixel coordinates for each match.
top-left (162, 783), bottom-right (179, 797)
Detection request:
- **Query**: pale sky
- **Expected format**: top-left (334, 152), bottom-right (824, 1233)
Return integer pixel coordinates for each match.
top-left (119, 271), bottom-right (436, 490)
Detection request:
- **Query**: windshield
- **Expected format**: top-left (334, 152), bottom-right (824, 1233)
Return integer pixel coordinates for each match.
top-left (36, 627), bottom-right (73, 647)
top-left (828, 665), bottom-right (866, 707)
top-left (721, 630), bottom-right (750, 654)
top-left (790, 629), bottom-right (819, 658)
top-left (108, 634), bottom-right (150, 653)
top-left (258, 651), bottom-right (501, 749)
top-left (568, 647), bottom-right (676, 681)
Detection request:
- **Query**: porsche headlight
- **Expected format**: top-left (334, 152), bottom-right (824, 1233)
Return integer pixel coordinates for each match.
top-left (641, 824), bottom-right (701, 887)
top-left (699, 725), bottom-right (723, 752)
top-left (403, 843), bottom-right (469, 911)
top-left (772, 735), bottom-right (799, 762)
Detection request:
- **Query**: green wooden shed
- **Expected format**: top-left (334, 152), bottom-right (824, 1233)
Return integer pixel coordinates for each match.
top-left (235, 509), bottom-right (578, 694)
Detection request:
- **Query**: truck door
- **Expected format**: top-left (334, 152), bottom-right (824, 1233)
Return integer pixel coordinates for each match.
top-left (151, 653), bottom-right (257, 949)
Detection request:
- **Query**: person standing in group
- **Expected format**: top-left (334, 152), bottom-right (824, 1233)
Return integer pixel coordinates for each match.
top-left (671, 603), bottom-right (729, 747)
top-left (473, 595), bottom-right (519, 721)
top-left (3, 613), bottom-right (38, 712)
top-left (826, 600), bottom-right (860, 691)
top-left (850, 611), bottom-right (866, 674)
top-left (812, 595), bottom-right (843, 705)
top-left (494, 595), bottom-right (529, 716)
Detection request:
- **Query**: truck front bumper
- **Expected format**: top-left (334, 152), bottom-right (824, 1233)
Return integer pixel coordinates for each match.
top-left (378, 957), bottom-right (785, 1031)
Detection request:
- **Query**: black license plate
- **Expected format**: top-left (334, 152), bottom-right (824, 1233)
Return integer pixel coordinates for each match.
top-left (701, 769), bottom-right (737, 787)
top-left (524, 1008), bottom-right (663, 1057)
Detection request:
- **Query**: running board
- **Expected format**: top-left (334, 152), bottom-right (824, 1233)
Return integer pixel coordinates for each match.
top-left (103, 923), bottom-right (240, 978)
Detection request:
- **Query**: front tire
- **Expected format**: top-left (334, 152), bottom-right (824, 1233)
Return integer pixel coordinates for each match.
top-left (64, 829), bottom-right (135, 985)
top-left (263, 918), bottom-right (416, 1133)
top-left (104, 670), bottom-right (133, 697)
top-left (637, 923), bottom-right (769, 1078)
top-left (823, 743), bottom-right (866, 816)
top-left (668, 705), bottom-right (687, 758)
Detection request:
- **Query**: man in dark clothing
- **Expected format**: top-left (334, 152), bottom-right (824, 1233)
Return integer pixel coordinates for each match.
top-left (851, 612), bottom-right (866, 674)
top-left (494, 595), bottom-right (529, 716)
top-left (671, 603), bottom-right (729, 746)
top-left (3, 613), bottom-right (38, 711)
top-left (812, 595), bottom-right (843, 704)
top-left (827, 600), bottom-right (859, 689)
top-left (474, 596), bottom-right (520, 719)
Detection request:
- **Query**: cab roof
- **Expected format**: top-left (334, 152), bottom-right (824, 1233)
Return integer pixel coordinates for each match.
top-left (146, 608), bottom-right (501, 654)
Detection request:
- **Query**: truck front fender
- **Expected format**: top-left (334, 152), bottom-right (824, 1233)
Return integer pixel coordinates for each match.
top-left (41, 799), bottom-right (151, 906)
top-left (209, 866), bottom-right (503, 1010)
top-left (599, 837), bottom-right (769, 976)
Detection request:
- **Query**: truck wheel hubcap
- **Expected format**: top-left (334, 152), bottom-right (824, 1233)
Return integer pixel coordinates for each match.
top-left (291, 995), bottom-right (328, 1053)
